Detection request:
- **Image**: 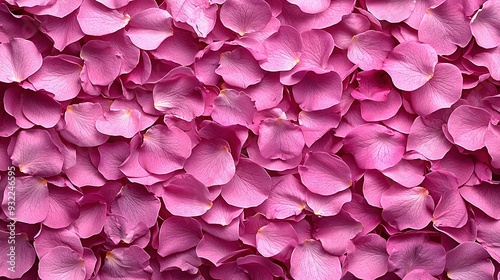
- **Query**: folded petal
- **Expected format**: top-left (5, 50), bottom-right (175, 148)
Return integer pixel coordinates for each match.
top-left (60, 102), bottom-right (109, 147)
top-left (158, 217), bottom-right (202, 257)
top-left (407, 114), bottom-right (452, 160)
top-left (348, 30), bottom-right (395, 70)
top-left (360, 87), bottom-right (402, 121)
top-left (260, 26), bottom-right (302, 72)
top-left (292, 71), bottom-right (342, 111)
top-left (446, 242), bottom-right (494, 280)
top-left (19, 90), bottom-right (61, 128)
top-left (77, 0), bottom-right (129, 36)
top-left (211, 89), bottom-right (256, 127)
top-left (126, 8), bottom-right (173, 50)
top-left (448, 105), bottom-right (491, 151)
top-left (328, 13), bottom-right (370, 49)
top-left (258, 117), bottom-right (305, 160)
top-left (2, 176), bottom-right (49, 224)
top-left (220, 0), bottom-right (271, 35)
top-left (343, 123), bottom-right (406, 170)
top-left (96, 109), bottom-right (141, 138)
top-left (313, 211), bottom-right (363, 255)
top-left (477, 215), bottom-right (500, 263)
top-left (470, 0), bottom-right (500, 49)
top-left (345, 234), bottom-right (389, 279)
top-left (366, 0), bottom-right (416, 22)
top-left (39, 246), bottom-right (86, 280)
top-left (343, 193), bottom-right (382, 234)
top-left (0, 38), bottom-right (42, 83)
top-left (290, 240), bottom-right (341, 280)
top-left (256, 222), bottom-right (298, 257)
top-left (351, 70), bottom-right (392, 102)
top-left (162, 174), bottom-right (212, 217)
top-left (256, 175), bottom-right (307, 219)
top-left (216, 48), bottom-right (265, 88)
top-left (38, 11), bottom-right (84, 51)
top-left (383, 41), bottom-right (437, 91)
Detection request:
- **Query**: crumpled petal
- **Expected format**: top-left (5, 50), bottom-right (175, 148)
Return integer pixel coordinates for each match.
top-left (0, 38), bottom-right (42, 83)
top-left (166, 0), bottom-right (217, 38)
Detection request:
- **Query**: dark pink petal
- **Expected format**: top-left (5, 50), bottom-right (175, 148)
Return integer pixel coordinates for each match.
top-left (221, 158), bottom-right (272, 208)
top-left (126, 8), bottom-right (173, 50)
top-left (0, 38), bottom-right (42, 83)
top-left (2, 176), bottom-right (49, 223)
top-left (44, 185), bottom-right (80, 228)
top-left (216, 48), bottom-right (265, 88)
top-left (260, 26), bottom-right (302, 72)
top-left (298, 151), bottom-right (351, 196)
top-left (446, 242), bottom-right (494, 280)
top-left (348, 30), bottom-right (395, 71)
top-left (19, 90), bottom-right (61, 128)
top-left (257, 175), bottom-right (307, 219)
top-left (460, 182), bottom-right (500, 219)
top-left (345, 234), bottom-right (388, 279)
top-left (100, 246), bottom-right (152, 279)
top-left (211, 89), bottom-right (256, 127)
top-left (366, 0), bottom-right (416, 22)
top-left (381, 185), bottom-right (434, 230)
top-left (158, 248), bottom-right (201, 274)
top-left (306, 189), bottom-right (351, 217)
top-left (81, 40), bottom-right (122, 86)
top-left (184, 138), bottom-right (235, 186)
top-left (352, 70), bottom-right (392, 102)
top-left (410, 63), bottom-right (463, 116)
top-left (39, 246), bottom-right (86, 280)
top-left (111, 184), bottom-right (161, 229)
top-left (65, 147), bottom-right (106, 187)
top-left (166, 0), bottom-right (217, 38)
top-left (101, 29), bottom-right (140, 75)
top-left (72, 196), bottom-right (107, 238)
top-left (162, 174), bottom-right (212, 217)
top-left (0, 231), bottom-right (36, 279)
top-left (256, 222), bottom-right (298, 257)
top-left (95, 108), bottom-right (141, 138)
top-left (38, 11), bottom-right (84, 51)
top-left (158, 217), bottom-right (202, 257)
top-left (433, 190), bottom-right (468, 228)
top-left (258, 117), bottom-right (305, 160)
top-left (381, 160), bottom-right (425, 188)
top-left (290, 240), bottom-right (341, 280)
top-left (196, 234), bottom-right (241, 265)
top-left (360, 87), bottom-right (402, 121)
top-left (383, 41), bottom-right (438, 91)
top-left (387, 233), bottom-right (446, 278)
top-left (60, 102), bottom-right (109, 147)
top-left (343, 123), bottom-right (406, 170)
top-left (29, 55), bottom-right (82, 101)
top-left (292, 71), bottom-right (342, 111)
top-left (448, 105), bottom-right (491, 151)
top-left (470, 0), bottom-right (500, 49)
top-left (407, 114), bottom-right (452, 160)
top-left (77, 0), bottom-right (129, 36)
top-left (419, 0), bottom-right (472, 55)
top-left (138, 125), bottom-right (191, 174)
top-left (313, 211), bottom-right (363, 255)
top-left (220, 0), bottom-right (271, 35)
top-left (298, 107), bottom-right (341, 147)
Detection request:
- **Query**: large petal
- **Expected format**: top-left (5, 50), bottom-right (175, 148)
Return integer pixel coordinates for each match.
top-left (313, 211), bottom-right (363, 255)
top-left (0, 38), bottom-right (42, 83)
top-left (80, 40), bottom-right (122, 86)
top-left (158, 217), bottom-right (202, 257)
top-left (77, 0), bottom-right (129, 36)
top-left (162, 174), bottom-right (212, 217)
top-left (38, 11), bottom-right (84, 51)
top-left (216, 47), bottom-right (265, 88)
top-left (126, 8), bottom-right (173, 50)
top-left (432, 190), bottom-right (468, 228)
top-left (100, 246), bottom-right (152, 279)
top-left (348, 30), bottom-right (395, 70)
top-left (220, 0), bottom-right (272, 35)
top-left (460, 182), bottom-right (500, 219)
top-left (290, 240), bottom-right (341, 280)
top-left (258, 117), bottom-right (305, 160)
top-left (60, 102), bottom-right (109, 147)
top-left (306, 189), bottom-right (351, 217)
top-left (110, 184), bottom-right (161, 229)
top-left (95, 108), bottom-right (141, 138)
top-left (260, 25), bottom-right (302, 72)
top-left (445, 242), bottom-right (494, 280)
top-left (0, 230), bottom-right (36, 279)
top-left (44, 185), bottom-right (81, 228)
top-left (470, 0), bottom-right (500, 49)
top-left (39, 246), bottom-right (86, 280)
top-left (292, 71), bottom-right (342, 111)
top-left (366, 0), bottom-right (416, 23)
top-left (447, 105), bottom-right (491, 151)
top-left (2, 176), bottom-right (49, 224)
top-left (345, 234), bottom-right (388, 279)
top-left (256, 222), bottom-right (298, 257)
top-left (407, 113), bottom-right (452, 160)
top-left (211, 89), bottom-right (256, 127)
top-left (256, 175), bottom-right (307, 219)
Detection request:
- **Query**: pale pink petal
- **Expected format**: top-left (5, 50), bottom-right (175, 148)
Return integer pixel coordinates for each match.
top-left (260, 26), bottom-right (302, 72)
top-left (470, 0), bottom-right (500, 49)
top-left (366, 0), bottom-right (416, 22)
top-left (292, 71), bottom-right (342, 111)
top-left (381, 160), bottom-right (425, 188)
top-left (258, 117), bottom-right (305, 160)
top-left (216, 48), bottom-right (265, 88)
top-left (290, 29), bottom-right (334, 75)
top-left (126, 8), bottom-right (173, 50)
top-left (101, 29), bottom-right (140, 75)
top-left (29, 55), bottom-right (82, 101)
top-left (460, 182), bottom-right (500, 219)
top-left (419, 0), bottom-right (472, 55)
top-left (383, 41), bottom-right (438, 91)
top-left (407, 113), bottom-right (452, 160)
top-left (100, 246), bottom-right (152, 279)
top-left (166, 0), bottom-right (217, 38)
top-left (39, 246), bottom-right (86, 280)
top-left (211, 89), bottom-right (256, 127)
top-left (60, 102), bottom-right (109, 147)
top-left (290, 240), bottom-right (341, 280)
top-left (256, 222), bottom-right (298, 257)
top-left (313, 211), bottom-right (363, 255)
top-left (158, 216), bottom-right (202, 257)
top-left (381, 185), bottom-right (434, 230)
top-left (348, 30), bottom-right (395, 71)
top-left (220, 0), bottom-right (271, 35)
top-left (162, 174), bottom-right (212, 217)
top-left (11, 129), bottom-right (63, 176)
top-left (80, 40), bottom-right (122, 86)
top-left (256, 175), bottom-right (307, 219)
top-left (221, 157), bottom-right (272, 208)
top-left (447, 105), bottom-right (491, 151)
top-left (0, 231), bottom-right (36, 279)
top-left (298, 151), bottom-right (351, 196)
top-left (37, 11), bottom-right (85, 51)
top-left (138, 125), bottom-right (191, 174)
top-left (77, 0), bottom-right (129, 36)
top-left (95, 109), bottom-right (140, 138)
top-left (345, 234), bottom-right (388, 279)
top-left (0, 38), bottom-right (42, 83)
top-left (343, 123), bottom-right (407, 170)
top-left (196, 234), bottom-right (241, 265)
top-left (360, 87), bottom-right (402, 121)
top-left (446, 242), bottom-right (495, 280)
top-left (298, 107), bottom-right (341, 147)
top-left (405, 0), bottom-right (445, 29)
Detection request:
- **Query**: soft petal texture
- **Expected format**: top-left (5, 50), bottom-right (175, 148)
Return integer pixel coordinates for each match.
top-left (126, 8), bottom-right (173, 50)
top-left (485, 124), bottom-right (500, 168)
top-left (292, 71), bottom-right (342, 111)
top-left (257, 175), bottom-right (307, 219)
top-left (158, 217), bottom-right (202, 256)
top-left (260, 26), bottom-right (302, 72)
top-left (0, 38), bottom-right (42, 83)
top-left (465, 45), bottom-right (500, 81)
top-left (162, 174), bottom-right (212, 217)
top-left (166, 0), bottom-right (217, 38)
top-left (306, 189), bottom-right (351, 217)
top-left (77, 0), bottom-right (130, 36)
top-left (460, 182), bottom-right (500, 219)
top-left (433, 190), bottom-right (468, 228)
top-left (343, 123), bottom-right (407, 170)
top-left (381, 160), bottom-right (425, 188)
top-left (25, 0), bottom-right (82, 17)
top-left (348, 30), bottom-right (395, 70)
top-left (80, 40), bottom-right (122, 86)
top-left (111, 184), bottom-right (161, 228)
top-left (418, 0), bottom-right (472, 55)
top-left (38, 11), bottom-right (85, 51)
top-left (95, 108), bottom-right (141, 138)
top-left (138, 125), bottom-right (192, 175)
top-left (0, 231), bottom-right (36, 279)
top-left (343, 193), bottom-right (382, 235)
top-left (216, 48), bottom-right (265, 88)
top-left (221, 158), bottom-right (272, 208)
top-left (39, 246), bottom-right (86, 280)
top-left (2, 176), bottom-right (49, 224)
top-left (470, 0), bottom-right (500, 49)
top-left (381, 185), bottom-right (434, 230)
top-left (287, 0), bottom-right (330, 14)
top-left (313, 211), bottom-right (363, 255)
top-left (298, 107), bottom-right (341, 147)
top-left (477, 215), bottom-right (500, 263)
top-left (60, 102), bottom-right (109, 147)
top-left (383, 41), bottom-right (437, 91)
top-left (97, 141), bottom-right (129, 180)
top-left (211, 89), bottom-right (256, 127)
top-left (407, 113), bottom-right (452, 160)
top-left (445, 242), bottom-right (494, 280)
top-left (65, 147), bottom-right (106, 187)
top-left (220, 0), bottom-right (272, 35)
top-left (256, 222), bottom-right (298, 257)
top-left (447, 105), bottom-right (491, 151)
top-left (328, 13), bottom-right (370, 49)
top-left (73, 196), bottom-right (107, 238)
top-left (258, 117), bottom-right (305, 160)
top-left (44, 185), bottom-right (81, 228)
top-left (184, 138), bottom-right (236, 186)
top-left (366, 0), bottom-right (416, 23)
top-left (345, 234), bottom-right (389, 279)
top-left (99, 246), bottom-right (152, 279)
top-left (196, 234), bottom-right (241, 265)
top-left (244, 73), bottom-right (283, 110)
top-left (290, 240), bottom-right (341, 280)
top-left (202, 197), bottom-right (242, 226)
top-left (359, 87), bottom-right (402, 122)
top-left (298, 152), bottom-right (351, 196)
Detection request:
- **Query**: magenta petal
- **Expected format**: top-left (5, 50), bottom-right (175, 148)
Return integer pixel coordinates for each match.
top-left (97, 141), bottom-right (129, 180)
top-left (81, 40), bottom-right (122, 86)
top-left (260, 25), bottom-right (302, 72)
top-left (158, 217), bottom-right (202, 257)
top-left (343, 123), bottom-right (406, 170)
top-left (2, 176), bottom-right (49, 223)
top-left (407, 114), bottom-right (452, 160)
top-left (306, 189), bottom-right (351, 217)
top-left (19, 90), bottom-right (61, 128)
top-left (196, 233), bottom-right (241, 265)
top-left (258, 117), bottom-right (305, 160)
top-left (166, 0), bottom-right (217, 38)
top-left (381, 185), bottom-right (434, 230)
top-left (345, 234), bottom-right (389, 279)
top-left (298, 107), bottom-right (341, 147)
top-left (448, 105), bottom-right (491, 151)
top-left (460, 181), bottom-right (500, 219)
top-left (100, 246), bottom-right (152, 279)
top-left (0, 38), bottom-right (42, 83)
top-left (343, 193), bottom-right (382, 235)
top-left (432, 190), bottom-right (468, 228)
top-left (162, 174), bottom-right (212, 217)
top-left (348, 30), bottom-right (395, 71)
top-left (360, 87), bottom-right (402, 122)
top-left (298, 151), bottom-right (351, 196)
top-left (383, 41), bottom-right (437, 91)
top-left (138, 125), bottom-right (191, 175)
top-left (290, 240), bottom-right (341, 280)
top-left (257, 175), bottom-right (307, 219)
top-left (216, 48), bottom-right (265, 88)
top-left (244, 73), bottom-right (283, 110)
top-left (184, 138), bottom-right (236, 186)
top-left (202, 197), bottom-right (242, 226)
top-left (0, 231), bottom-right (35, 279)
top-left (96, 108), bottom-right (141, 138)
top-left (313, 211), bottom-right (363, 255)
top-left (38, 11), bottom-right (85, 51)
top-left (60, 102), bottom-right (109, 147)
top-left (77, 0), bottom-right (129, 36)
top-left (477, 215), bottom-right (500, 263)
top-left (366, 0), bottom-right (416, 23)
top-left (292, 71), bottom-right (342, 111)
top-left (39, 246), bottom-right (86, 280)
top-left (220, 0), bottom-right (272, 35)
top-left (470, 0), bottom-right (500, 49)
top-left (485, 124), bottom-right (500, 169)
top-left (362, 170), bottom-right (392, 208)
top-left (25, 0), bottom-right (82, 17)
top-left (256, 222), bottom-right (298, 257)
top-left (381, 159), bottom-right (425, 188)
top-left (211, 89), bottom-right (256, 127)
top-left (73, 196), bottom-right (107, 238)
top-left (111, 184), bottom-right (161, 229)
top-left (126, 8), bottom-right (173, 50)
top-left (33, 227), bottom-right (83, 258)
top-left (44, 185), bottom-right (81, 228)
top-left (288, 0), bottom-right (330, 13)
top-left (445, 242), bottom-right (494, 280)
top-left (65, 147), bottom-right (106, 187)
top-left (221, 158), bottom-right (272, 208)
top-left (466, 46), bottom-right (500, 81)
